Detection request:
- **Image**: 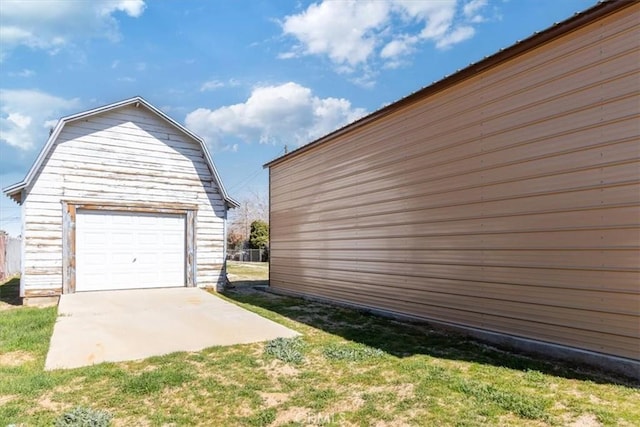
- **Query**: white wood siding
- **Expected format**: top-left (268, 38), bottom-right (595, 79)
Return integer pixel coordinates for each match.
top-left (22, 106), bottom-right (226, 294)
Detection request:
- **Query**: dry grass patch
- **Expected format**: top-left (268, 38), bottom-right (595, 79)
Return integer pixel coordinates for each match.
top-left (372, 420), bottom-right (413, 427)
top-left (35, 394), bottom-right (67, 413)
top-left (272, 406), bottom-right (312, 425)
top-left (112, 416), bottom-right (151, 427)
top-left (0, 395), bottom-right (18, 405)
top-left (0, 350), bottom-right (35, 366)
top-left (262, 359), bottom-right (300, 383)
top-left (570, 413), bottom-right (602, 427)
top-left (259, 392), bottom-right (291, 408)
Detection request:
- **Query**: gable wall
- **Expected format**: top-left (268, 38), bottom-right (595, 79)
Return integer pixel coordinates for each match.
top-left (22, 105), bottom-right (226, 294)
top-left (269, 4), bottom-right (640, 362)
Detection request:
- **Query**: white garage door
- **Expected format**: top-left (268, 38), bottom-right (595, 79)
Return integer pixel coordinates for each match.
top-left (76, 210), bottom-right (186, 292)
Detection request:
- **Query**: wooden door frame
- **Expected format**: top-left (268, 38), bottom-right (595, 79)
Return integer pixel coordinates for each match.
top-left (62, 200), bottom-right (197, 293)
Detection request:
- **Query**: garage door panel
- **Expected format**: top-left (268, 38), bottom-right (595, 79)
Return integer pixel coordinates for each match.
top-left (138, 233), bottom-right (159, 245)
top-left (112, 232), bottom-right (133, 245)
top-left (83, 231), bottom-right (105, 245)
top-left (76, 210), bottom-right (186, 292)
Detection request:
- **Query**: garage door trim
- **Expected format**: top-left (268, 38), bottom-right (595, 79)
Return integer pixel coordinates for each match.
top-left (62, 201), bottom-right (198, 293)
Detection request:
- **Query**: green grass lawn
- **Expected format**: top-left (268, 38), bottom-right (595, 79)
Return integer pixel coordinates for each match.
top-left (1, 273), bottom-right (638, 426)
top-left (227, 261), bottom-right (269, 280)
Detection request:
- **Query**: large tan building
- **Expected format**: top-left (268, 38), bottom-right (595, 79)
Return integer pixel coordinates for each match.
top-left (266, 1), bottom-right (639, 377)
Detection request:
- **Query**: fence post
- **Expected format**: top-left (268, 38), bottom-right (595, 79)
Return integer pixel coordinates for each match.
top-left (0, 233), bottom-right (6, 281)
top-left (6, 237), bottom-right (21, 277)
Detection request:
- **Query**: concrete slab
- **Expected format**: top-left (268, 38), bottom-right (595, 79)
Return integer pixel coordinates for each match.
top-left (45, 288), bottom-right (299, 370)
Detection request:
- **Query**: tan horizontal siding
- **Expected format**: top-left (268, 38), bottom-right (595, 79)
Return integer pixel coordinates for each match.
top-left (271, 119), bottom-right (638, 206)
top-left (272, 206), bottom-right (638, 238)
top-left (23, 105), bottom-right (226, 292)
top-left (270, 277), bottom-right (639, 360)
top-left (270, 266), bottom-right (638, 315)
top-left (272, 249), bottom-right (638, 272)
top-left (269, 4), bottom-right (640, 361)
top-left (272, 184), bottom-right (639, 230)
top-left (270, 256), bottom-right (638, 292)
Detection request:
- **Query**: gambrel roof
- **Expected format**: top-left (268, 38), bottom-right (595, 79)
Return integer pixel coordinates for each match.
top-left (3, 96), bottom-right (239, 208)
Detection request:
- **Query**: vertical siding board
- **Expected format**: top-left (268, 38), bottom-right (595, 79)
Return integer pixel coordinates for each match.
top-left (186, 209), bottom-right (196, 287)
top-left (268, 5), bottom-right (640, 362)
top-left (61, 202), bottom-right (76, 294)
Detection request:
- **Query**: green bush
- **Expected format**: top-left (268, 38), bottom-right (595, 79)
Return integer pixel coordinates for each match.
top-left (264, 337), bottom-right (305, 364)
top-left (55, 406), bottom-right (112, 427)
top-left (323, 343), bottom-right (384, 361)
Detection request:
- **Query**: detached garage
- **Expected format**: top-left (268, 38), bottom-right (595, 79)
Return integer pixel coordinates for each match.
top-left (4, 97), bottom-right (238, 299)
top-left (266, 1), bottom-right (639, 376)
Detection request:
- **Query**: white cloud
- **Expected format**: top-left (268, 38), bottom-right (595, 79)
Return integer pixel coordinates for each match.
top-left (185, 82), bottom-right (367, 147)
top-left (280, 0), bottom-right (491, 75)
top-left (0, 89), bottom-right (80, 150)
top-left (7, 112), bottom-right (31, 129)
top-left (380, 35), bottom-right (418, 59)
top-left (0, 0), bottom-right (146, 60)
top-left (281, 1), bottom-right (390, 70)
top-left (223, 144), bottom-right (239, 153)
top-left (463, 0), bottom-right (488, 21)
top-left (8, 69), bottom-right (35, 77)
top-left (200, 78), bottom-right (242, 92)
top-left (201, 80), bottom-right (225, 91)
top-left (277, 52), bottom-right (296, 60)
top-left (436, 25), bottom-right (475, 49)
top-left (43, 119), bottom-right (58, 129)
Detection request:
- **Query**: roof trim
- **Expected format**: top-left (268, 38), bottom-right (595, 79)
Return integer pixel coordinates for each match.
top-left (3, 96), bottom-right (239, 208)
top-left (264, 0), bottom-right (629, 169)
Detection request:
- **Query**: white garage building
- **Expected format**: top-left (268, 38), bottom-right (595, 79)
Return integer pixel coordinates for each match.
top-left (4, 97), bottom-right (238, 301)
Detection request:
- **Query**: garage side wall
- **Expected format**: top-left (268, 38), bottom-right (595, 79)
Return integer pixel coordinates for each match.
top-left (22, 106), bottom-right (226, 296)
top-left (269, 5), bottom-right (640, 362)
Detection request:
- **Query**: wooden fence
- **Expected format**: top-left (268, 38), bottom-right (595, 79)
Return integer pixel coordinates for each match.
top-left (0, 233), bottom-right (21, 281)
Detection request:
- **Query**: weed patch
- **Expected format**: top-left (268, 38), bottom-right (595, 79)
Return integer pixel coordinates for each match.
top-left (453, 378), bottom-right (550, 420)
top-left (241, 408), bottom-right (276, 426)
top-left (323, 343), bottom-right (384, 361)
top-left (54, 406), bottom-right (112, 427)
top-left (263, 337), bottom-right (305, 364)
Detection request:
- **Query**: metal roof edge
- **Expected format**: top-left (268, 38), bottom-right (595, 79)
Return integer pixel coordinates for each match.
top-left (264, 0), bottom-right (628, 169)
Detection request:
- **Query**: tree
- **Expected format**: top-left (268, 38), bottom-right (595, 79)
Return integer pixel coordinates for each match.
top-left (227, 230), bottom-right (244, 250)
top-left (249, 220), bottom-right (269, 250)
top-left (249, 220), bottom-right (269, 249)
top-left (249, 220), bottom-right (269, 262)
top-left (227, 192), bottom-right (269, 248)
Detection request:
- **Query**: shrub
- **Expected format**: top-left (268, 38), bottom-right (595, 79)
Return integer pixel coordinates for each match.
top-left (323, 343), bottom-right (384, 361)
top-left (264, 337), bottom-right (305, 364)
top-left (55, 406), bottom-right (112, 427)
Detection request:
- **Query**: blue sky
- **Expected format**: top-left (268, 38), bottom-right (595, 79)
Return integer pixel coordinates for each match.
top-left (1, 0), bottom-right (597, 236)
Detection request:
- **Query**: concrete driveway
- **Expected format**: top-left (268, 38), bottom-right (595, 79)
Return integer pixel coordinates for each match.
top-left (45, 287), bottom-right (299, 370)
